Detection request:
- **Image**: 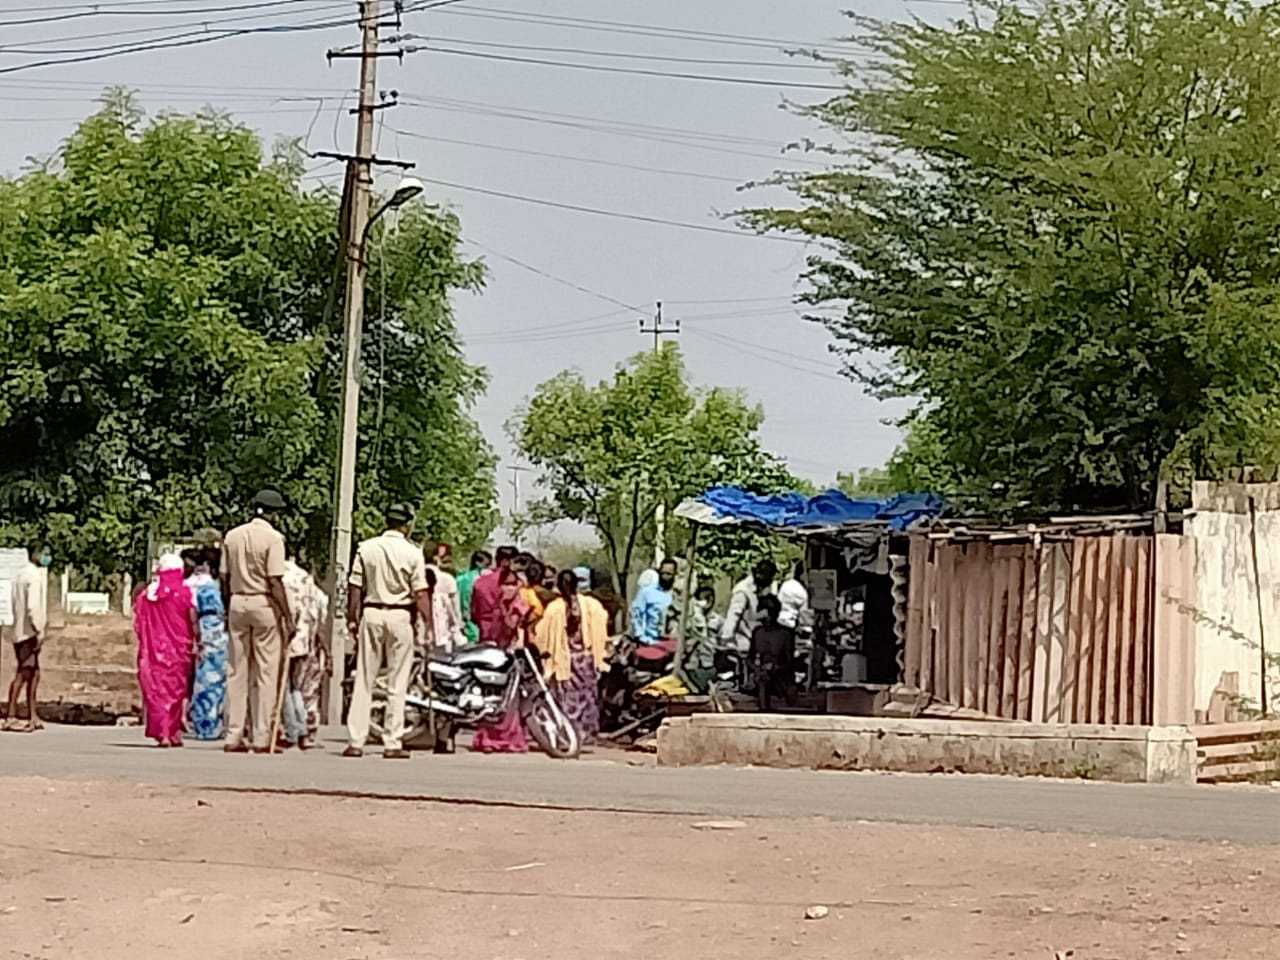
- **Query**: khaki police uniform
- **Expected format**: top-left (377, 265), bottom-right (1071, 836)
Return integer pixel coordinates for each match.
top-left (222, 516), bottom-right (288, 749)
top-left (346, 528), bottom-right (428, 751)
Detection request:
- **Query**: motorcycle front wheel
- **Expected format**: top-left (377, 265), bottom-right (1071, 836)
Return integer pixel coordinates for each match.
top-left (522, 689), bottom-right (580, 759)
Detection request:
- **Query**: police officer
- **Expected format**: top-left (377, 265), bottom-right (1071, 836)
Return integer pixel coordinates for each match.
top-left (343, 502), bottom-right (433, 759)
top-left (221, 488), bottom-right (294, 753)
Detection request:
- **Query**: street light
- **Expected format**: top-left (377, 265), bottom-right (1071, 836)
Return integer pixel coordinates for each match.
top-left (364, 176), bottom-right (424, 240)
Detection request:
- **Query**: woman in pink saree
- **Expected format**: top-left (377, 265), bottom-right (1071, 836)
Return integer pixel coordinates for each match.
top-left (134, 553), bottom-right (197, 747)
top-left (471, 564), bottom-right (531, 753)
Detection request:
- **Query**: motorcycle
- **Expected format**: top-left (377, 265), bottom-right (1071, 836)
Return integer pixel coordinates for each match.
top-left (598, 635), bottom-right (679, 737)
top-left (369, 644), bottom-right (580, 759)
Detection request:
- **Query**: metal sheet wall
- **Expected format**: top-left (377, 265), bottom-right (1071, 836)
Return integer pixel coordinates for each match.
top-left (905, 534), bottom-right (1160, 724)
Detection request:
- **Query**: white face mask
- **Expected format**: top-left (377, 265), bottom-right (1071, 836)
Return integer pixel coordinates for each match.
top-left (696, 599), bottom-right (710, 612)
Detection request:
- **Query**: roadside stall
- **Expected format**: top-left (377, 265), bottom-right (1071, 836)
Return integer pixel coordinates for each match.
top-left (671, 486), bottom-right (945, 712)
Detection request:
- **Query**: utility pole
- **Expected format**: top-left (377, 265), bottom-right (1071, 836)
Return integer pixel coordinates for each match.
top-left (323, 0), bottom-right (383, 728)
top-left (638, 301), bottom-right (680, 567)
top-left (639, 300), bottom-right (680, 353)
top-left (509, 464), bottom-right (531, 538)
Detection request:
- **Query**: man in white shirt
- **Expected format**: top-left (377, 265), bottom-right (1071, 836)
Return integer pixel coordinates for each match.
top-left (425, 542), bottom-right (465, 652)
top-left (777, 562), bottom-right (811, 632)
top-left (5, 544), bottom-right (50, 732)
top-left (720, 559), bottom-right (777, 654)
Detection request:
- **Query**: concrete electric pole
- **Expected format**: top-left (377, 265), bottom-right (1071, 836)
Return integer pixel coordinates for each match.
top-left (639, 300), bottom-right (680, 353)
top-left (321, 0), bottom-right (424, 727)
top-left (322, 0), bottom-right (382, 728)
top-left (638, 301), bottom-right (680, 568)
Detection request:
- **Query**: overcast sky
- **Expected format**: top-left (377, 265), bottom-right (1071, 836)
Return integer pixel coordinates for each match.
top-left (1, 0), bottom-right (954, 518)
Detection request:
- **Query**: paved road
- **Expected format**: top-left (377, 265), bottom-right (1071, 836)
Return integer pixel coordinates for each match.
top-left (3, 725), bottom-right (1277, 844)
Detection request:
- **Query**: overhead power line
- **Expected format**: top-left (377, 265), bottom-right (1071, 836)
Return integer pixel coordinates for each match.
top-left (407, 45), bottom-right (846, 90)
top-left (466, 321), bottom-right (636, 346)
top-left (686, 327), bottom-right (847, 382)
top-left (0, 1), bottom-right (349, 50)
top-left (464, 307), bottom-right (634, 341)
top-left (388, 126), bottom-right (745, 183)
top-left (402, 93), bottom-right (796, 147)
top-left (464, 238), bottom-right (648, 317)
top-left (404, 35), bottom-right (835, 70)
top-left (0, 7), bottom-right (358, 75)
top-left (436, 5), bottom-right (861, 56)
top-left (666, 295), bottom-right (798, 305)
top-left (398, 98), bottom-right (829, 168)
top-left (428, 178), bottom-right (808, 243)
top-left (0, 0), bottom-right (330, 27)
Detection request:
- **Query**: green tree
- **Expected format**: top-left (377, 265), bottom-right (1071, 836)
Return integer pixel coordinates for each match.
top-left (741, 0), bottom-right (1280, 511)
top-left (511, 345), bottom-right (801, 591)
top-left (0, 93), bottom-right (496, 573)
top-left (836, 417), bottom-right (959, 499)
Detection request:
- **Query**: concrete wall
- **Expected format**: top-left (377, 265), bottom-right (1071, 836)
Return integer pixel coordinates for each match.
top-left (656, 714), bottom-right (1197, 784)
top-left (1187, 482), bottom-right (1279, 718)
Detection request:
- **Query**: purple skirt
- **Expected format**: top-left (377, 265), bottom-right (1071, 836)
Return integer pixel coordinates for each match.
top-left (551, 648), bottom-right (600, 746)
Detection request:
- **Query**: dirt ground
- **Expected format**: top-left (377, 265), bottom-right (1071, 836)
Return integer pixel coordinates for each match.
top-left (0, 779), bottom-right (1277, 960)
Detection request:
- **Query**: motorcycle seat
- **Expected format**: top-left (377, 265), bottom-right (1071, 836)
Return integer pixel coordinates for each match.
top-left (633, 638), bottom-right (678, 662)
top-left (438, 644), bottom-right (510, 670)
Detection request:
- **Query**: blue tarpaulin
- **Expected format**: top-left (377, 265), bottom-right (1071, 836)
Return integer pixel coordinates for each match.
top-left (681, 486), bottom-right (944, 532)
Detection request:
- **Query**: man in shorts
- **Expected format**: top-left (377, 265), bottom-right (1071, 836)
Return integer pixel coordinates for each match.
top-left (5, 544), bottom-right (51, 732)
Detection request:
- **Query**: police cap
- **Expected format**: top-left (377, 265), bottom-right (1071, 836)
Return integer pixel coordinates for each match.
top-left (385, 502), bottom-right (416, 526)
top-left (253, 488), bottom-right (287, 511)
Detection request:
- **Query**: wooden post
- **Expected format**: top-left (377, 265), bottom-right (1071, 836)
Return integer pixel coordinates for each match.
top-left (1154, 475), bottom-right (1169, 535)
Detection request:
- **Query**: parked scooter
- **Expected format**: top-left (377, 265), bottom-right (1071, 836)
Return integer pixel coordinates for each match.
top-left (369, 644), bottom-right (580, 758)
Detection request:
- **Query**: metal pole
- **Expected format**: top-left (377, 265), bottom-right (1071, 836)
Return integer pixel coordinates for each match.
top-left (325, 0), bottom-right (381, 728)
top-left (1248, 494), bottom-right (1270, 717)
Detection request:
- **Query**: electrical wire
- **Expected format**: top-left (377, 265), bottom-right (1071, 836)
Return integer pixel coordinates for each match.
top-left (408, 45), bottom-right (846, 90)
top-left (399, 94), bottom-right (790, 147)
top-left (691, 323), bottom-right (844, 370)
top-left (465, 321), bottom-right (637, 345)
top-left (0, 0), bottom-right (333, 28)
top-left (680, 306), bottom-right (811, 322)
top-left (0, 79), bottom-right (827, 165)
top-left (463, 307), bottom-right (635, 340)
top-left (686, 327), bottom-right (847, 382)
top-left (0, 1), bottom-right (349, 51)
top-left (430, 178), bottom-right (809, 243)
top-left (463, 238), bottom-right (648, 317)
top-left (666, 295), bottom-right (798, 305)
top-left (0, 8), bottom-right (358, 75)
top-left (387, 126), bottom-right (745, 184)
top-left (403, 35), bottom-right (835, 70)
top-left (397, 98), bottom-right (830, 168)
top-left (435, 5), bottom-right (861, 56)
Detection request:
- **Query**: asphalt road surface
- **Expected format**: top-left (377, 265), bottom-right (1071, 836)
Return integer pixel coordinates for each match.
top-left (2, 725), bottom-right (1277, 844)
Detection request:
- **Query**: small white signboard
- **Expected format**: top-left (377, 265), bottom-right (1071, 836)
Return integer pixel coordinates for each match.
top-left (0, 548), bottom-right (29, 627)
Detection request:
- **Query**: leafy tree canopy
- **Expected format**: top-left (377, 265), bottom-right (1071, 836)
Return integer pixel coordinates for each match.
top-left (511, 345), bottom-right (802, 591)
top-left (0, 92), bottom-right (497, 574)
top-left (742, 0), bottom-right (1280, 511)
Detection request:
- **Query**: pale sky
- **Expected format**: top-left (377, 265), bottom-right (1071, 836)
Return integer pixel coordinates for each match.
top-left (0, 0), bottom-right (954, 518)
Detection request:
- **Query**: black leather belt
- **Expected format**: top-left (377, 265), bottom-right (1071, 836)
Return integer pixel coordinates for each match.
top-left (364, 602), bottom-right (414, 611)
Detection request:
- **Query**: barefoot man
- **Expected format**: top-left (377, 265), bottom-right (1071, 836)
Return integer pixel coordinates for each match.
top-left (5, 544), bottom-right (51, 732)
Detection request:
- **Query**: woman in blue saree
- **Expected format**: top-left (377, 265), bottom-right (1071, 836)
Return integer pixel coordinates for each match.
top-left (185, 546), bottom-right (228, 741)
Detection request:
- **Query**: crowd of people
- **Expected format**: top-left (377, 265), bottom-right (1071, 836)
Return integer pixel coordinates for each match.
top-left (126, 491), bottom-right (622, 758)
top-left (4, 488), bottom-right (811, 750)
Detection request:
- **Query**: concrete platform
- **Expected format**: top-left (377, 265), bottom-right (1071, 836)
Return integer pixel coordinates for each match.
top-left (657, 714), bottom-right (1198, 784)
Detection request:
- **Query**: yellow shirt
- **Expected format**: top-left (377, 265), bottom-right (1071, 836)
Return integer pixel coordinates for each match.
top-left (349, 529), bottom-right (428, 605)
top-left (223, 517), bottom-right (287, 596)
top-left (535, 594), bottom-right (610, 683)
